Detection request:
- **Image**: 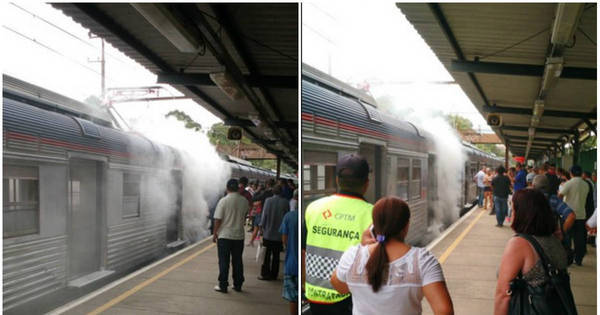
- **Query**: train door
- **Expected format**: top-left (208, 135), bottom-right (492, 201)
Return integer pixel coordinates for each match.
top-left (68, 159), bottom-right (102, 280)
top-left (427, 154), bottom-right (438, 223)
top-left (359, 143), bottom-right (383, 203)
top-left (168, 170), bottom-right (183, 243)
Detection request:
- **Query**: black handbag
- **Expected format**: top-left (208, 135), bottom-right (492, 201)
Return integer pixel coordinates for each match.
top-left (508, 234), bottom-right (578, 315)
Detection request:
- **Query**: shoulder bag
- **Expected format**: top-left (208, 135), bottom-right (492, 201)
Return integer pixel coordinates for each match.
top-left (508, 233), bottom-right (578, 315)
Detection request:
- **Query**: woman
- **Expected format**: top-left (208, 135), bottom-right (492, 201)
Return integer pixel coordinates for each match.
top-left (331, 197), bottom-right (454, 315)
top-left (484, 168), bottom-right (493, 210)
top-left (494, 189), bottom-right (568, 314)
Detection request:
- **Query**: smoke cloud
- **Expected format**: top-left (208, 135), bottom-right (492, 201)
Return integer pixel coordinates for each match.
top-left (124, 108), bottom-right (230, 243)
top-left (376, 92), bottom-right (466, 244)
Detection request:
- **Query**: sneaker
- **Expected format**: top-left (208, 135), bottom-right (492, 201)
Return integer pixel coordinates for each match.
top-left (257, 275), bottom-right (271, 281)
top-left (214, 285), bottom-right (227, 293)
top-left (495, 224), bottom-right (503, 227)
top-left (233, 286), bottom-right (242, 292)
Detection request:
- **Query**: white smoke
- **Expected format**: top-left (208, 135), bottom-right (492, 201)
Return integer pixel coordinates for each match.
top-left (377, 91), bottom-right (466, 243)
top-left (124, 108), bottom-right (230, 243)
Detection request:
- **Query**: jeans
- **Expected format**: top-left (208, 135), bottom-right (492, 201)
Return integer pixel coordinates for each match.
top-left (494, 196), bottom-right (508, 226)
top-left (217, 238), bottom-right (244, 289)
top-left (569, 220), bottom-right (587, 264)
top-left (261, 239), bottom-right (283, 279)
top-left (477, 186), bottom-right (485, 207)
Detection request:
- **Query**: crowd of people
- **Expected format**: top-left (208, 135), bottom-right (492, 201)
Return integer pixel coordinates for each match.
top-left (302, 153), bottom-right (595, 315)
top-left (210, 176), bottom-right (299, 314)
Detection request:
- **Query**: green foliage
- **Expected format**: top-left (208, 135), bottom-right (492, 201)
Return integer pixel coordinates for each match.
top-left (250, 159), bottom-right (295, 174)
top-left (445, 114), bottom-right (473, 131)
top-left (206, 122), bottom-right (252, 145)
top-left (165, 110), bottom-right (202, 131)
top-left (582, 135), bottom-right (596, 151)
top-left (475, 143), bottom-right (504, 157)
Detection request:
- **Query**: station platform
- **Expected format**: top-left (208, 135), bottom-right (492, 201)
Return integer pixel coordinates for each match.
top-left (49, 233), bottom-right (287, 315)
top-left (423, 206), bottom-right (597, 315)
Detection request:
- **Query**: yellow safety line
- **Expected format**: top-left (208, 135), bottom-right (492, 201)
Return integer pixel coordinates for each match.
top-left (438, 208), bottom-right (487, 264)
top-left (88, 243), bottom-right (216, 315)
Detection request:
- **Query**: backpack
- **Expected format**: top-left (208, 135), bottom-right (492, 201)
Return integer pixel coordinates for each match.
top-left (508, 234), bottom-right (577, 315)
top-left (584, 180), bottom-right (594, 219)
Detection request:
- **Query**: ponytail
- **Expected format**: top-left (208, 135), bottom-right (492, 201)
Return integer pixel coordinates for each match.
top-left (365, 197), bottom-right (411, 293)
top-left (365, 238), bottom-right (388, 292)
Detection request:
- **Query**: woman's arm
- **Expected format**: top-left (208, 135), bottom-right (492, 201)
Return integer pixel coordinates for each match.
top-left (494, 237), bottom-right (526, 315)
top-left (330, 269), bottom-right (350, 294)
top-left (423, 281), bottom-right (454, 315)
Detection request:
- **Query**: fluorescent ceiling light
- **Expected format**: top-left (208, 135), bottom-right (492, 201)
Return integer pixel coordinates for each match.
top-left (132, 4), bottom-right (203, 53)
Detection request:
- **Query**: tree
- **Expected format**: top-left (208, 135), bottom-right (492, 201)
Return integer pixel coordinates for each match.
top-left (165, 110), bottom-right (202, 132)
top-left (445, 114), bottom-right (473, 131)
top-left (475, 143), bottom-right (504, 157)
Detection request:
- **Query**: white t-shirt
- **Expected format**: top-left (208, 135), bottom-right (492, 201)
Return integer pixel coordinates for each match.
top-left (336, 245), bottom-right (445, 315)
top-left (559, 177), bottom-right (589, 219)
top-left (213, 192), bottom-right (249, 240)
top-left (475, 170), bottom-right (486, 188)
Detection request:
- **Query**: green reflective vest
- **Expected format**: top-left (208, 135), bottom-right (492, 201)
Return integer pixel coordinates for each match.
top-left (304, 193), bottom-right (373, 304)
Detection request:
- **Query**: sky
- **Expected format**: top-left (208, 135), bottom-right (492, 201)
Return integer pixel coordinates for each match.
top-left (2, 1), bottom-right (493, 134)
top-left (1, 2), bottom-right (222, 131)
top-left (303, 1), bottom-right (494, 133)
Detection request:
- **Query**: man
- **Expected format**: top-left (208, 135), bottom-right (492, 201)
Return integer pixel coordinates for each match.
top-left (559, 165), bottom-right (590, 266)
top-left (543, 162), bottom-right (561, 196)
top-left (582, 171), bottom-right (595, 219)
top-left (239, 177), bottom-right (253, 208)
top-left (491, 166), bottom-right (511, 227)
top-left (526, 167), bottom-right (538, 187)
top-left (474, 165), bottom-right (486, 208)
top-left (259, 185), bottom-right (289, 280)
top-left (280, 178), bottom-right (293, 200)
top-left (303, 154), bottom-right (373, 314)
top-left (279, 192), bottom-right (299, 315)
top-left (532, 175), bottom-right (576, 243)
top-left (248, 179), bottom-right (275, 247)
top-left (290, 189), bottom-right (298, 212)
top-left (513, 162), bottom-right (527, 192)
top-left (213, 179), bottom-right (250, 293)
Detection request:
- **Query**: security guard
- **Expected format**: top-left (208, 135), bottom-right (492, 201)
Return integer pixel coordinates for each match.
top-left (302, 154), bottom-right (373, 315)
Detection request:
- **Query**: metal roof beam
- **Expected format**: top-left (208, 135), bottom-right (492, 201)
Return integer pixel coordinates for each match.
top-left (157, 73), bottom-right (297, 89)
top-left (174, 4), bottom-right (296, 160)
top-left (451, 60), bottom-right (596, 80)
top-left (502, 125), bottom-right (573, 134)
top-left (484, 105), bottom-right (596, 119)
top-left (224, 118), bottom-right (297, 130)
top-left (429, 3), bottom-right (490, 107)
top-left (503, 135), bottom-right (560, 142)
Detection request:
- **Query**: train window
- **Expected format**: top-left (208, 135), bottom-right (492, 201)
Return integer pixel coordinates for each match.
top-left (3, 166), bottom-right (39, 238)
top-left (412, 159), bottom-right (422, 200)
top-left (123, 173), bottom-right (141, 218)
top-left (317, 165), bottom-right (325, 190)
top-left (396, 158), bottom-right (409, 201)
top-left (303, 165), bottom-right (311, 191)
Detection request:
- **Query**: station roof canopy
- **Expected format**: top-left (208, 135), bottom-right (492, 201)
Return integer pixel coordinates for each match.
top-left (52, 3), bottom-right (298, 168)
top-left (397, 3), bottom-right (596, 161)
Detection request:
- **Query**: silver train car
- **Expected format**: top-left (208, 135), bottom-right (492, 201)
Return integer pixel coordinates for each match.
top-left (301, 65), bottom-right (502, 245)
top-left (2, 75), bottom-right (290, 312)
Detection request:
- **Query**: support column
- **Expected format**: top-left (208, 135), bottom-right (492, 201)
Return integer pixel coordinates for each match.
top-left (276, 156), bottom-right (281, 180)
top-left (573, 139), bottom-right (580, 166)
top-left (505, 142), bottom-right (509, 170)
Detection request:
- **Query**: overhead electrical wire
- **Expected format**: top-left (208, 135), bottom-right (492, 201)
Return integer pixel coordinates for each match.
top-left (9, 2), bottom-right (142, 70)
top-left (479, 27), bottom-right (550, 60)
top-left (3, 25), bottom-right (122, 86)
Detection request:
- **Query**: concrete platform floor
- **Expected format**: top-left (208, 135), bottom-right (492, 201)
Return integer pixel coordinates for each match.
top-left (423, 206), bottom-right (597, 315)
top-left (50, 232), bottom-right (288, 315)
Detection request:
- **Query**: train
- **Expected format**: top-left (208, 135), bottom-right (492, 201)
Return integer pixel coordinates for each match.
top-left (301, 64), bottom-right (502, 245)
top-left (2, 74), bottom-right (294, 312)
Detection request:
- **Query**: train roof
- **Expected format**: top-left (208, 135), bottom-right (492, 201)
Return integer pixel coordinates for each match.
top-left (3, 74), bottom-right (114, 127)
top-left (302, 67), bottom-right (427, 151)
top-left (3, 78), bottom-right (181, 168)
